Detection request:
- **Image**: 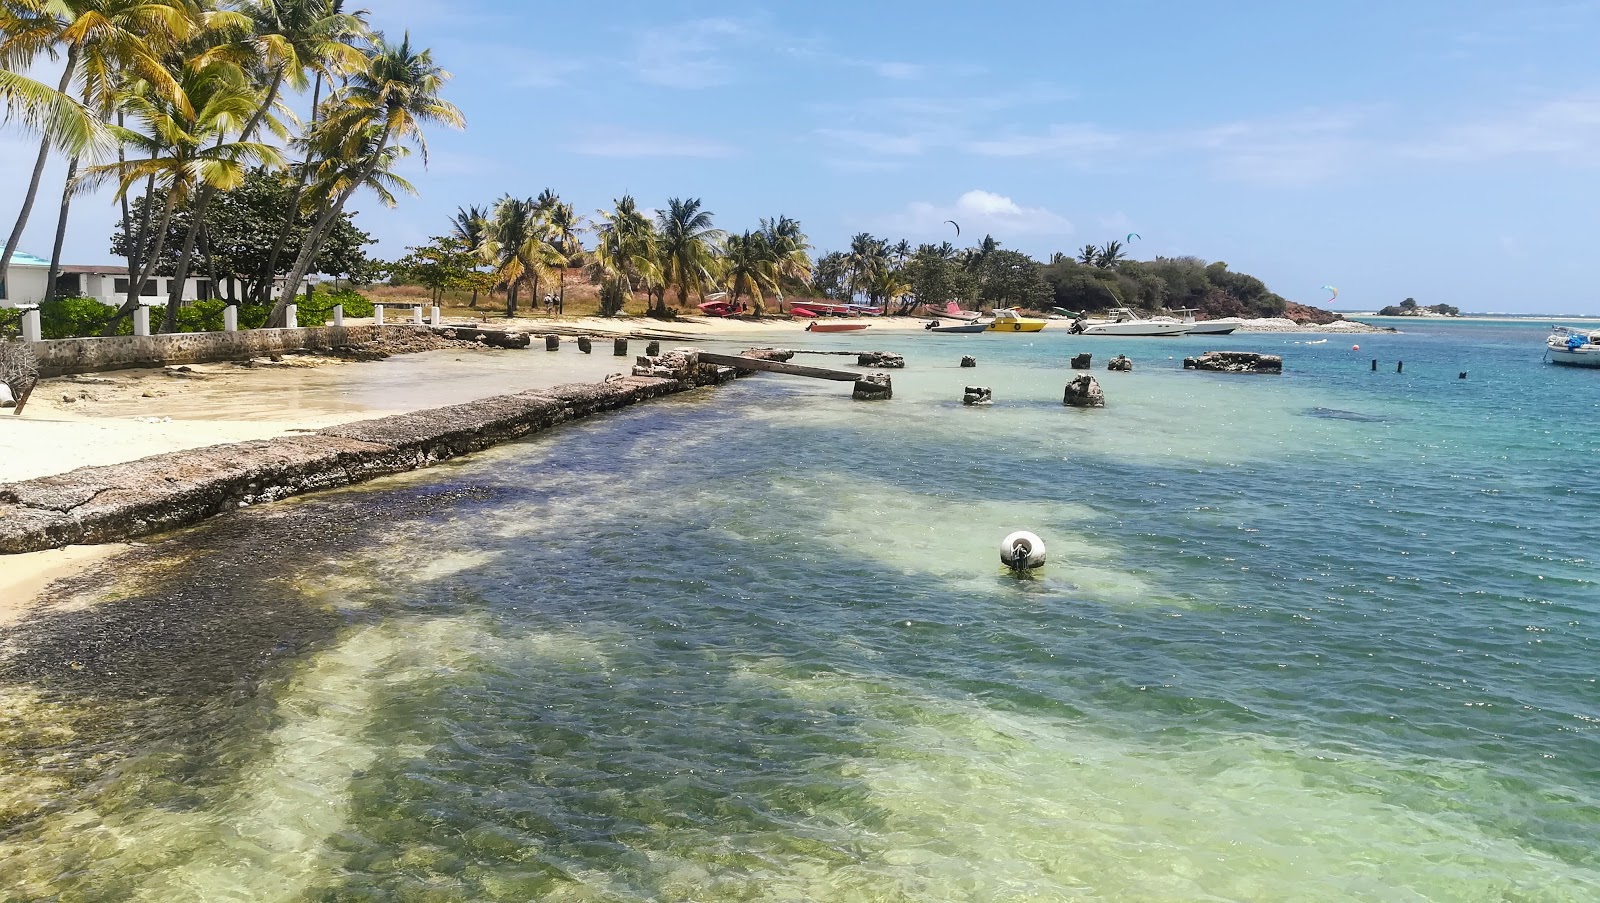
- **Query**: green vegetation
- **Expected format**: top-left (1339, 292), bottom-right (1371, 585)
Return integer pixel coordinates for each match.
top-left (1378, 298), bottom-right (1459, 317)
top-left (0, 0), bottom-right (460, 334)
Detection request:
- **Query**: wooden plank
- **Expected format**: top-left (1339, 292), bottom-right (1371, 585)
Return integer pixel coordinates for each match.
top-left (697, 351), bottom-right (861, 381)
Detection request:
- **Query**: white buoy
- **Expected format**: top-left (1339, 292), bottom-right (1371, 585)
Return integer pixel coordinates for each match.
top-left (1000, 531), bottom-right (1046, 571)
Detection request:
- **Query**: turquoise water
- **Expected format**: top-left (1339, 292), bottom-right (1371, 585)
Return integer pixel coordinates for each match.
top-left (3, 320), bottom-right (1599, 900)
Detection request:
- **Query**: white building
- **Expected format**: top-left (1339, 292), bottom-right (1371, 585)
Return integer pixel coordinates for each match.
top-left (2, 251), bottom-right (283, 308)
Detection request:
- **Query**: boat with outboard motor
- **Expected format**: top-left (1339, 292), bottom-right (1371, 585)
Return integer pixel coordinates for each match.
top-left (1546, 326), bottom-right (1600, 367)
top-left (1068, 307), bottom-right (1190, 337)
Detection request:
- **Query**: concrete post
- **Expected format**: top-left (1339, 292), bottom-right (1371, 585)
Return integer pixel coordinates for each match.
top-left (19, 305), bottom-right (41, 343)
top-left (613, 337), bottom-right (629, 356)
top-left (284, 302), bottom-right (298, 328)
top-left (431, 305), bottom-right (441, 325)
top-left (223, 303), bottom-right (238, 332)
top-left (333, 304), bottom-right (344, 327)
top-left (412, 305), bottom-right (423, 325)
top-left (374, 304), bottom-right (385, 326)
top-left (133, 304), bottom-right (150, 336)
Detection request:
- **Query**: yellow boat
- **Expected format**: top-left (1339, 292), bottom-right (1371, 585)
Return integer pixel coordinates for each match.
top-left (985, 308), bottom-right (1048, 332)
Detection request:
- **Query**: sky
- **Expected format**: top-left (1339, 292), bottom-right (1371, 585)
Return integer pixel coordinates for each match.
top-left (6, 0), bottom-right (1600, 313)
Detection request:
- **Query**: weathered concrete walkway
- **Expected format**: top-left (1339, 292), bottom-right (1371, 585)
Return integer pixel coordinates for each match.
top-left (0, 374), bottom-right (700, 553)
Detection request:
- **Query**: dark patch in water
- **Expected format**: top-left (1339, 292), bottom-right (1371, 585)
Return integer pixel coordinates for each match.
top-left (1304, 406), bottom-right (1388, 423)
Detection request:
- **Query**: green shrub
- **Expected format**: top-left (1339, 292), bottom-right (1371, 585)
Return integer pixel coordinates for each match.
top-left (0, 308), bottom-right (19, 339)
top-left (39, 297), bottom-right (129, 338)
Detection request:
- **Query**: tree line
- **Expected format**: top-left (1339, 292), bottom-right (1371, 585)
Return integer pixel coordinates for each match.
top-left (0, 0), bottom-right (461, 332)
top-left (391, 197), bottom-right (815, 318)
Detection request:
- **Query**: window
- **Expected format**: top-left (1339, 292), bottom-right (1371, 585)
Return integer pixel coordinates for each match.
top-left (54, 273), bottom-right (81, 296)
top-left (111, 277), bottom-right (157, 296)
top-left (195, 279), bottom-right (213, 301)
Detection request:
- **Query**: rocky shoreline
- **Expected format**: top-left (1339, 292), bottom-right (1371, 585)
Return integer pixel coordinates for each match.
top-left (0, 370), bottom-right (726, 555)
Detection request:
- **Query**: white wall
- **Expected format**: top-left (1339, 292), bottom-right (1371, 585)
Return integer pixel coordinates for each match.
top-left (2, 265), bottom-right (282, 308)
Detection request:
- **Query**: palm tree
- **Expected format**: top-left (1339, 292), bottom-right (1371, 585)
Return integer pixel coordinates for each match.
top-left (0, 0), bottom-right (179, 301)
top-left (480, 195), bottom-right (562, 317)
top-left (161, 0), bottom-right (367, 320)
top-left (546, 198), bottom-right (583, 314)
top-left (269, 32), bottom-right (464, 326)
top-left (450, 203), bottom-right (487, 307)
top-left (845, 232), bottom-right (888, 301)
top-left (1095, 239), bottom-right (1126, 269)
top-left (590, 194), bottom-right (657, 315)
top-left (812, 250), bottom-right (847, 300)
top-left (759, 215), bottom-right (812, 303)
top-left (655, 197), bottom-right (722, 317)
top-left (80, 59), bottom-right (283, 328)
top-left (1076, 244), bottom-right (1098, 265)
top-left (721, 230), bottom-right (776, 316)
top-left (865, 266), bottom-right (910, 309)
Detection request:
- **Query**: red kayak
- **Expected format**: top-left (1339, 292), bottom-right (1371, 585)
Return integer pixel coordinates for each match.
top-left (789, 306), bottom-right (819, 318)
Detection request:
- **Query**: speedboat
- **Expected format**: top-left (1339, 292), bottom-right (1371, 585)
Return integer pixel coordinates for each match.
top-left (925, 319), bottom-right (988, 334)
top-left (1169, 308), bottom-right (1237, 335)
top-left (807, 320), bottom-right (868, 333)
top-left (1547, 327), bottom-right (1600, 367)
top-left (985, 308), bottom-right (1047, 333)
top-left (1070, 307), bottom-right (1190, 337)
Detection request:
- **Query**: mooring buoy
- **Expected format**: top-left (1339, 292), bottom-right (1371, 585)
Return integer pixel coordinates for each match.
top-left (1000, 531), bottom-right (1046, 572)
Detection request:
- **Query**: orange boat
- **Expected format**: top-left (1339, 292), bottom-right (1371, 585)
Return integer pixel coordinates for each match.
top-left (806, 321), bottom-right (868, 333)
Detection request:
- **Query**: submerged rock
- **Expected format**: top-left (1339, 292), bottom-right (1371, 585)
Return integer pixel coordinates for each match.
top-left (1063, 375), bottom-right (1105, 408)
top-left (857, 351), bottom-right (905, 369)
top-left (1070, 353), bottom-right (1093, 370)
top-left (1107, 354), bottom-right (1133, 372)
top-left (960, 355), bottom-right (976, 368)
top-left (962, 386), bottom-right (992, 405)
top-left (1183, 351), bottom-right (1283, 373)
top-left (853, 372), bottom-right (893, 401)
top-left (742, 348), bottom-right (795, 362)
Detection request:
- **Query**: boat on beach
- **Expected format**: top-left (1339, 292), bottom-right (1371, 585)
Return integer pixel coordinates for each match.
top-left (1070, 307), bottom-right (1191, 337)
top-left (925, 319), bottom-right (989, 334)
top-left (806, 321), bottom-right (869, 333)
top-left (1169, 308), bottom-right (1237, 335)
top-left (1546, 327), bottom-right (1600, 367)
top-left (985, 308), bottom-right (1048, 332)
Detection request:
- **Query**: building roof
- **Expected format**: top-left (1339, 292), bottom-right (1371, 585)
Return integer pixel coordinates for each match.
top-left (9, 252), bottom-right (50, 267)
top-left (7, 253), bottom-right (130, 274)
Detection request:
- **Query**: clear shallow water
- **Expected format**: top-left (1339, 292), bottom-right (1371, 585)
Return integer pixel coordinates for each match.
top-left (3, 320), bottom-right (1599, 900)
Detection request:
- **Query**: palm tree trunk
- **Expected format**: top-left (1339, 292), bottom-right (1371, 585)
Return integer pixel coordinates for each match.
top-left (270, 130), bottom-right (392, 327)
top-left (105, 188), bottom-right (179, 332)
top-left (43, 155), bottom-right (80, 303)
top-left (557, 266), bottom-right (566, 314)
top-left (259, 73), bottom-right (320, 305)
top-left (162, 200), bottom-right (203, 333)
top-left (0, 47), bottom-right (80, 300)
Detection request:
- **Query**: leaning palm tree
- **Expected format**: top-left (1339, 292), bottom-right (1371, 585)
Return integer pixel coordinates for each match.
top-left (759, 215), bottom-right (812, 301)
top-left (655, 197), bottom-right (722, 317)
top-left (80, 59), bottom-right (283, 328)
top-left (0, 0), bottom-right (176, 300)
top-left (269, 31), bottom-right (463, 326)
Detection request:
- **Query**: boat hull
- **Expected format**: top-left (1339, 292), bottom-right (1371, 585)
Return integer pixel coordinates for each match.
top-left (807, 322), bottom-right (869, 333)
top-left (1183, 323), bottom-right (1237, 335)
top-left (1081, 322), bottom-right (1191, 336)
top-left (927, 323), bottom-right (988, 334)
top-left (986, 320), bottom-right (1047, 333)
top-left (1548, 348), bottom-right (1600, 367)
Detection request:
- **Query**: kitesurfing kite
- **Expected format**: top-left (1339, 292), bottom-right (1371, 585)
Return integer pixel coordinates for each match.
top-left (946, 220), bottom-right (961, 238)
top-left (1322, 285), bottom-right (1339, 301)
top-left (1126, 232), bottom-right (1141, 243)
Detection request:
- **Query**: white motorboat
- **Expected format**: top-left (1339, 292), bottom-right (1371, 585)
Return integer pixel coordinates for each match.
top-left (1169, 308), bottom-right (1238, 335)
top-left (1069, 307), bottom-right (1191, 337)
top-left (1547, 327), bottom-right (1600, 367)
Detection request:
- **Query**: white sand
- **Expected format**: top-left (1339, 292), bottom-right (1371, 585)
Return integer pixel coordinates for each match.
top-left (0, 544), bottom-right (129, 627)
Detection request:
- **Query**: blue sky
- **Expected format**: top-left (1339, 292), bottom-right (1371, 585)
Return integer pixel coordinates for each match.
top-left (6, 0), bottom-right (1600, 313)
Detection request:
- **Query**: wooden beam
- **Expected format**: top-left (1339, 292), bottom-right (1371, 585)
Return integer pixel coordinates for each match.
top-left (697, 351), bottom-right (861, 381)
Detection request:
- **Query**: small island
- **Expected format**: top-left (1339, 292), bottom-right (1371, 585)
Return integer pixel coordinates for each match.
top-left (1378, 298), bottom-right (1460, 317)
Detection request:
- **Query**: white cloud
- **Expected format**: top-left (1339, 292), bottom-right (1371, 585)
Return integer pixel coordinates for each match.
top-left (882, 190), bottom-right (1073, 237)
top-left (633, 18), bottom-right (747, 88)
top-left (1403, 98), bottom-right (1600, 162)
top-left (566, 128), bottom-right (738, 159)
top-left (872, 61), bottom-right (925, 80)
top-left (814, 127), bottom-right (935, 156)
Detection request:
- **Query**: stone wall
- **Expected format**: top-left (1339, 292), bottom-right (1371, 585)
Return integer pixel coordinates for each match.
top-left (30, 325), bottom-right (427, 377)
top-left (0, 375), bottom-right (700, 553)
